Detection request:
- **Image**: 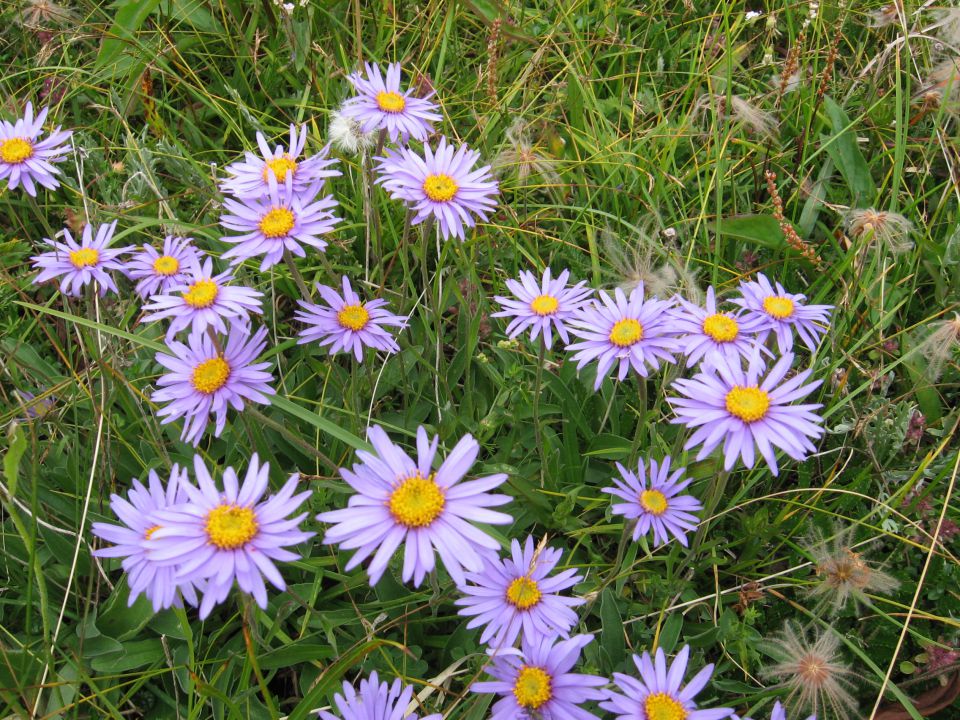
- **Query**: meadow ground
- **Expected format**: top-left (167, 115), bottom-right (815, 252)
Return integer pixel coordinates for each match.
top-left (1, 1), bottom-right (960, 718)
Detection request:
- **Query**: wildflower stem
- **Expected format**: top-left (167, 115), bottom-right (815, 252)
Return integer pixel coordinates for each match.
top-left (282, 249), bottom-right (311, 299)
top-left (533, 341), bottom-right (546, 487)
top-left (692, 469), bottom-right (730, 552)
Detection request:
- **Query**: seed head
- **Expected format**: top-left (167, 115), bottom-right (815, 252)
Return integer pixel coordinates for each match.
top-left (917, 314), bottom-right (960, 381)
top-left (846, 208), bottom-right (914, 255)
top-left (763, 622), bottom-right (858, 719)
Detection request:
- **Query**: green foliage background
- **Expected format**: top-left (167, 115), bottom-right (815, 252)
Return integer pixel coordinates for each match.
top-left (1, 0), bottom-right (959, 718)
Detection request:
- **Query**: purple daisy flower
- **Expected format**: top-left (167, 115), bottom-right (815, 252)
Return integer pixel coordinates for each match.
top-left (219, 176), bottom-right (341, 270)
top-left (141, 257), bottom-right (263, 338)
top-left (673, 286), bottom-right (765, 368)
top-left (492, 268), bottom-right (594, 349)
top-left (294, 275), bottom-right (406, 361)
top-left (31, 221), bottom-right (132, 296)
top-left (603, 456), bottom-right (703, 548)
top-left (731, 273), bottom-right (833, 353)
top-left (472, 633), bottom-right (607, 720)
top-left (317, 425), bottom-right (512, 587)
top-left (566, 285), bottom-right (679, 390)
top-left (151, 324), bottom-right (275, 446)
top-left (147, 454), bottom-right (313, 619)
top-left (91, 465), bottom-right (201, 612)
top-left (734, 701), bottom-right (814, 720)
top-left (220, 123), bottom-right (340, 199)
top-left (668, 352), bottom-right (824, 476)
top-left (600, 644), bottom-right (733, 720)
top-left (0, 101), bottom-right (72, 196)
top-left (316, 671), bottom-right (442, 720)
top-left (455, 535), bottom-right (585, 649)
top-left (341, 61), bottom-right (442, 142)
top-left (375, 137), bottom-right (499, 241)
top-left (125, 236), bottom-right (204, 300)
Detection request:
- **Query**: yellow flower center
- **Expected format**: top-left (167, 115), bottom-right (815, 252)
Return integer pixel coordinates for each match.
top-left (725, 385), bottom-right (771, 423)
top-left (152, 255), bottom-right (180, 276)
top-left (609, 318), bottom-right (643, 347)
top-left (259, 207), bottom-right (296, 238)
top-left (513, 666), bottom-right (552, 709)
top-left (144, 525), bottom-right (161, 540)
top-left (644, 692), bottom-right (688, 720)
top-left (191, 357), bottom-right (231, 394)
top-left (376, 91), bottom-right (407, 113)
top-left (702, 313), bottom-right (739, 343)
top-left (422, 173), bottom-right (459, 202)
top-left (261, 154), bottom-right (297, 183)
top-left (506, 576), bottom-right (542, 610)
top-left (183, 279), bottom-right (219, 308)
top-left (337, 303), bottom-right (370, 332)
top-left (0, 137), bottom-right (34, 164)
top-left (205, 504), bottom-right (259, 549)
top-left (639, 489), bottom-right (669, 516)
top-left (530, 294), bottom-right (559, 316)
top-left (68, 247), bottom-right (99, 269)
top-left (763, 295), bottom-right (795, 319)
top-left (388, 473), bottom-right (445, 528)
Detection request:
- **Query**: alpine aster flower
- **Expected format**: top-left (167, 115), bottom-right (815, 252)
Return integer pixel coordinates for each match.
top-left (0, 101), bottom-right (71, 196)
top-left (455, 536), bottom-right (585, 649)
top-left (125, 236), bottom-right (203, 299)
top-left (566, 285), bottom-right (679, 390)
top-left (317, 425), bottom-right (512, 587)
top-left (472, 634), bottom-right (606, 720)
top-left (294, 275), bottom-right (406, 361)
top-left (151, 324), bottom-right (275, 446)
top-left (375, 137), bottom-right (498, 241)
top-left (673, 286), bottom-right (764, 368)
top-left (91, 465), bottom-right (201, 612)
top-left (31, 221), bottom-right (132, 296)
top-left (141, 257), bottom-right (263, 338)
top-left (603, 456), bottom-right (702, 547)
top-left (733, 700), bottom-right (815, 720)
top-left (220, 176), bottom-right (340, 270)
top-left (731, 273), bottom-right (832, 353)
top-left (341, 61), bottom-right (442, 142)
top-left (600, 645), bottom-right (733, 720)
top-left (220, 123), bottom-right (340, 199)
top-left (668, 352), bottom-right (824, 476)
top-left (491, 267), bottom-right (593, 349)
top-left (316, 672), bottom-right (442, 720)
top-left (148, 454), bottom-right (312, 619)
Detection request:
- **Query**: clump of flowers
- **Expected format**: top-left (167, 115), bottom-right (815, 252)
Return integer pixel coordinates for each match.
top-left (0, 101), bottom-right (72, 196)
top-left (763, 622), bottom-right (858, 718)
top-left (31, 220), bottom-right (132, 296)
top-left (317, 425), bottom-right (512, 587)
top-left (455, 535), bottom-right (584, 648)
top-left (604, 456), bottom-right (702, 547)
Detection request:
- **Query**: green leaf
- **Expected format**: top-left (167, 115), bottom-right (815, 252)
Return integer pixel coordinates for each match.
top-left (823, 96), bottom-right (875, 205)
top-left (714, 214), bottom-right (788, 250)
top-left (3, 425), bottom-right (27, 497)
top-left (600, 588), bottom-right (625, 669)
top-left (96, 0), bottom-right (163, 75)
top-left (270, 395), bottom-right (370, 452)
